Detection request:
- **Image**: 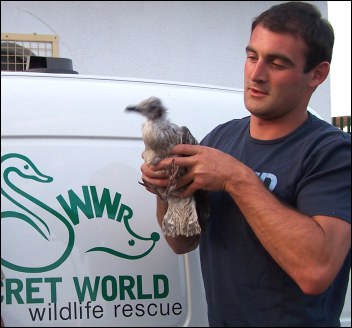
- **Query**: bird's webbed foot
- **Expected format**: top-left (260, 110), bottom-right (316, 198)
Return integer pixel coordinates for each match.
top-left (165, 158), bottom-right (179, 195)
top-left (138, 181), bottom-right (166, 201)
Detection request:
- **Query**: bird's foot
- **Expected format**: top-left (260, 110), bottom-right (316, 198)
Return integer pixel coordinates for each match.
top-left (138, 181), bottom-right (166, 201)
top-left (165, 159), bottom-right (179, 195)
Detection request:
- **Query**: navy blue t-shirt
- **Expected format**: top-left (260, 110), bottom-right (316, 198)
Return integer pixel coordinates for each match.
top-left (200, 113), bottom-right (351, 327)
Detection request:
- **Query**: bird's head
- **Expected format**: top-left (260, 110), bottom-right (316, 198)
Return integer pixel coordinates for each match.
top-left (125, 97), bottom-right (167, 120)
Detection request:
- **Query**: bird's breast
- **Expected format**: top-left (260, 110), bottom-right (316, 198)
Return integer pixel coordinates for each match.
top-left (142, 121), bottom-right (182, 156)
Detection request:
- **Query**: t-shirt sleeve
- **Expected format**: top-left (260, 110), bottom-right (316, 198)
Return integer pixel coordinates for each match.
top-left (296, 134), bottom-right (351, 224)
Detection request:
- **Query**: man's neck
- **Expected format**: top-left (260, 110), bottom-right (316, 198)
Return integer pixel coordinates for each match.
top-left (249, 111), bottom-right (308, 140)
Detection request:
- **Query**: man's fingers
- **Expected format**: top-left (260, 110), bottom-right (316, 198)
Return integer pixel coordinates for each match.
top-left (170, 144), bottom-right (201, 156)
top-left (141, 162), bottom-right (168, 178)
top-left (154, 145), bottom-right (201, 170)
top-left (152, 169), bottom-right (168, 177)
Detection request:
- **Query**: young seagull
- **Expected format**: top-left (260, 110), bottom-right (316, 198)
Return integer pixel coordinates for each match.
top-left (125, 97), bottom-right (209, 237)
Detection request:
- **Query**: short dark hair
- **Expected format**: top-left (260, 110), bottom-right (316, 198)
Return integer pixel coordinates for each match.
top-left (251, 1), bottom-right (334, 73)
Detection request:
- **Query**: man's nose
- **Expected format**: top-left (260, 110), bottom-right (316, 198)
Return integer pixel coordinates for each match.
top-left (250, 59), bottom-right (268, 82)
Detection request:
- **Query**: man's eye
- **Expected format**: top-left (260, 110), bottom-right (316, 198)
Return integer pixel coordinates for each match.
top-left (271, 62), bottom-right (286, 70)
top-left (247, 56), bottom-right (257, 62)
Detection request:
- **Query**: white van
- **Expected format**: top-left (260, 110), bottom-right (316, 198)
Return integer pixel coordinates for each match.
top-left (1, 71), bottom-right (247, 327)
top-left (1, 72), bottom-right (350, 327)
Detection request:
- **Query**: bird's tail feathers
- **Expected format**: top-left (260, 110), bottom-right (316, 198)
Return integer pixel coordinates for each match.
top-left (162, 196), bottom-right (201, 237)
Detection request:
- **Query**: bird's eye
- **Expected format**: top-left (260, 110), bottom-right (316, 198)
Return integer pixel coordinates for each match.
top-left (128, 239), bottom-right (135, 246)
top-left (24, 165), bottom-right (29, 170)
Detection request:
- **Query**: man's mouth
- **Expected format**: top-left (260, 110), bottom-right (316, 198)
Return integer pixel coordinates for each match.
top-left (248, 87), bottom-right (269, 97)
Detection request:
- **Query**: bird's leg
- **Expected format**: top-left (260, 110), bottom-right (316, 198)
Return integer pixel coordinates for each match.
top-left (138, 181), bottom-right (166, 201)
top-left (165, 158), bottom-right (179, 195)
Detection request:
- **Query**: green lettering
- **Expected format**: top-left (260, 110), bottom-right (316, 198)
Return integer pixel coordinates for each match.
top-left (73, 276), bottom-right (100, 302)
top-left (5, 278), bottom-right (24, 304)
top-left (136, 275), bottom-right (152, 299)
top-left (116, 204), bottom-right (133, 222)
top-left (119, 276), bottom-right (135, 300)
top-left (57, 186), bottom-right (94, 225)
top-left (44, 277), bottom-right (62, 303)
top-left (90, 186), bottom-right (121, 220)
top-left (154, 274), bottom-right (169, 299)
top-left (27, 278), bottom-right (44, 303)
top-left (101, 275), bottom-right (118, 301)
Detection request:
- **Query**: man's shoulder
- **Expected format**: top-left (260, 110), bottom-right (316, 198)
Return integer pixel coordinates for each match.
top-left (201, 116), bottom-right (250, 146)
top-left (211, 116), bottom-right (250, 135)
top-left (307, 113), bottom-right (351, 146)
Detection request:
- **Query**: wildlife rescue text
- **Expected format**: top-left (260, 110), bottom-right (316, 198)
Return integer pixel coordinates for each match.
top-left (1, 274), bottom-right (183, 321)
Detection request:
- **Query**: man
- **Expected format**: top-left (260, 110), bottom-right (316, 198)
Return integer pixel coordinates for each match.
top-left (141, 2), bottom-right (351, 326)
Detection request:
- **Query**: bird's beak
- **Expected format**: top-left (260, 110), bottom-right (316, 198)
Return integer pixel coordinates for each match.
top-left (125, 105), bottom-right (140, 113)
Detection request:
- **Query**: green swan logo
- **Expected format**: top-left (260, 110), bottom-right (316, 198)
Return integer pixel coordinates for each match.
top-left (1, 153), bottom-right (160, 273)
top-left (1, 153), bottom-right (75, 273)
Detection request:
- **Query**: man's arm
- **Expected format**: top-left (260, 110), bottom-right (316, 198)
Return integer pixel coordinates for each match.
top-left (159, 144), bottom-right (351, 295)
top-left (226, 167), bottom-right (351, 295)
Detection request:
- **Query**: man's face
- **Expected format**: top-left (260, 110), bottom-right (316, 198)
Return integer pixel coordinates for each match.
top-left (244, 25), bottom-right (312, 120)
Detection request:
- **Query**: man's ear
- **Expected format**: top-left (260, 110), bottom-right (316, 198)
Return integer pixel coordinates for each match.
top-left (309, 61), bottom-right (330, 88)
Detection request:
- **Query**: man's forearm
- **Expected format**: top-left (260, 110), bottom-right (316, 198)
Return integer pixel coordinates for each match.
top-left (226, 167), bottom-right (351, 294)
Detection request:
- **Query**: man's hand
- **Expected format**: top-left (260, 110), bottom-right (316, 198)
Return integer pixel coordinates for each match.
top-left (148, 144), bottom-right (250, 198)
top-left (140, 162), bottom-right (170, 195)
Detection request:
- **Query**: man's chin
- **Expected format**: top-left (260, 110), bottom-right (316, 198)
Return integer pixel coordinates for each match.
top-left (245, 102), bottom-right (266, 116)
top-left (245, 105), bottom-right (278, 121)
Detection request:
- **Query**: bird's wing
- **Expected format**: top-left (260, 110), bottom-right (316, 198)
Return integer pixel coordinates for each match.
top-left (181, 126), bottom-right (198, 145)
top-left (194, 189), bottom-right (211, 230)
top-left (181, 126), bottom-right (210, 230)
